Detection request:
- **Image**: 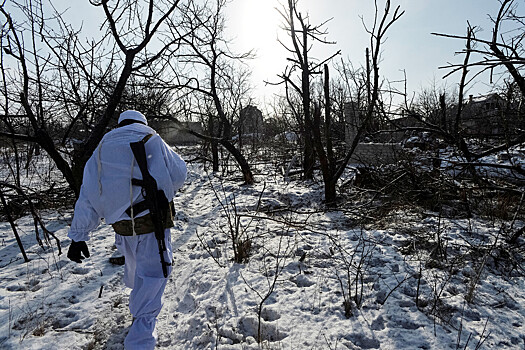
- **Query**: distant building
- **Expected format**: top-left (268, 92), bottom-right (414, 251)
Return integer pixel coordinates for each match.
top-left (344, 102), bottom-right (361, 147)
top-left (343, 102), bottom-right (403, 165)
top-left (149, 119), bottom-right (203, 145)
top-left (398, 93), bottom-right (517, 138)
top-left (238, 105), bottom-right (264, 135)
top-left (461, 93), bottom-right (507, 136)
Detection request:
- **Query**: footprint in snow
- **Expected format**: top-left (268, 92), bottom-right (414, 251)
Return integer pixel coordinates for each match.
top-left (292, 274), bottom-right (315, 288)
top-left (7, 278), bottom-right (42, 292)
top-left (238, 315), bottom-right (287, 342)
top-left (398, 300), bottom-right (416, 308)
top-left (343, 333), bottom-right (380, 349)
top-left (54, 260), bottom-right (69, 270)
top-left (6, 283), bottom-right (27, 292)
top-left (71, 266), bottom-right (90, 275)
top-left (261, 308), bottom-right (281, 322)
top-left (52, 310), bottom-right (80, 329)
top-left (370, 315), bottom-right (385, 331)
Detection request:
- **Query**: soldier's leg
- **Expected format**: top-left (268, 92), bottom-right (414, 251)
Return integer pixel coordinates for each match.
top-left (124, 229), bottom-right (172, 350)
top-left (114, 234), bottom-right (138, 289)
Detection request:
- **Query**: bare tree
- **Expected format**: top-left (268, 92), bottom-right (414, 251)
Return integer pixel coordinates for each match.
top-left (430, 0), bottom-right (525, 154)
top-left (409, 79), bottom-right (456, 131)
top-left (166, 0), bottom-right (255, 184)
top-left (312, 0), bottom-right (404, 205)
top-left (0, 0), bottom-right (187, 195)
top-left (1, 1), bottom-right (81, 194)
top-left (404, 0), bottom-right (525, 168)
top-left (434, 0), bottom-right (525, 97)
top-left (273, 0), bottom-right (340, 180)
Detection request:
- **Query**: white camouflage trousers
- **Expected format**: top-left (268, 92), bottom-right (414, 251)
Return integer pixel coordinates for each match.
top-left (115, 229), bottom-right (173, 350)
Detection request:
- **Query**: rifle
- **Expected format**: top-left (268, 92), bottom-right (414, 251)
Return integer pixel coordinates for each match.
top-left (129, 134), bottom-right (171, 278)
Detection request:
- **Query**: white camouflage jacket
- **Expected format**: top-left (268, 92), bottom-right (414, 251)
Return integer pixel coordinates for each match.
top-left (68, 123), bottom-right (187, 242)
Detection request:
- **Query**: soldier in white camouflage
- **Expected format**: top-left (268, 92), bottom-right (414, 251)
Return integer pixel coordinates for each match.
top-left (67, 110), bottom-right (187, 350)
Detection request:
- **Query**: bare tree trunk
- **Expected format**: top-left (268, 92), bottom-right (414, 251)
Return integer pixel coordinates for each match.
top-left (312, 104), bottom-right (336, 205)
top-left (454, 26), bottom-right (472, 135)
top-left (72, 54), bottom-right (135, 191)
top-left (218, 139), bottom-right (254, 184)
top-left (212, 141), bottom-right (219, 172)
top-left (312, 65), bottom-right (337, 205)
top-left (186, 127), bottom-right (254, 185)
top-left (302, 28), bottom-right (315, 180)
top-left (439, 93), bottom-right (448, 132)
top-left (0, 189), bottom-right (29, 262)
top-left (324, 65), bottom-right (336, 176)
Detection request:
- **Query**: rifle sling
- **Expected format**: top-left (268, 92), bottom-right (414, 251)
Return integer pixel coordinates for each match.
top-left (126, 198), bottom-right (175, 218)
top-left (125, 195), bottom-right (149, 217)
top-left (126, 133), bottom-right (156, 219)
top-left (115, 133), bottom-right (175, 237)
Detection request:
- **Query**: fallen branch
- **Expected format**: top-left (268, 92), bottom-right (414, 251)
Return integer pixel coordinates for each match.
top-left (0, 182), bottom-right (62, 255)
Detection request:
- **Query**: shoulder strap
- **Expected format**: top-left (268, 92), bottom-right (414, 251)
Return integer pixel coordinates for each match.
top-left (140, 133), bottom-right (154, 144)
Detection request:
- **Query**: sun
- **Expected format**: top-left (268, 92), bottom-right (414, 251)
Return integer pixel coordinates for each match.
top-left (230, 0), bottom-right (280, 50)
top-left (226, 0), bottom-right (286, 92)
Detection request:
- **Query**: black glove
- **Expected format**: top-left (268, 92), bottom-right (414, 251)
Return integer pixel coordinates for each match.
top-left (67, 240), bottom-right (90, 263)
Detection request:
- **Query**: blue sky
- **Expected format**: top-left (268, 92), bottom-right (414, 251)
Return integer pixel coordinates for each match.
top-left (225, 0), bottom-right (507, 104)
top-left (47, 0), bottom-right (510, 105)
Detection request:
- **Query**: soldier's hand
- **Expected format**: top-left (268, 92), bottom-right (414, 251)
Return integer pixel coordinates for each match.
top-left (67, 240), bottom-right (90, 263)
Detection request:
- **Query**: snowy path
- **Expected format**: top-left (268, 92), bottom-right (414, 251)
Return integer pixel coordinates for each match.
top-left (0, 163), bottom-right (524, 349)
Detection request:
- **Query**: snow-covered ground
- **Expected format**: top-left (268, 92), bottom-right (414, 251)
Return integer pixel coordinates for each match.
top-left (0, 155), bottom-right (524, 349)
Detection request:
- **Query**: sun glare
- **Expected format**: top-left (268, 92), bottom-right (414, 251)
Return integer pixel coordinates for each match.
top-left (228, 0), bottom-right (285, 94)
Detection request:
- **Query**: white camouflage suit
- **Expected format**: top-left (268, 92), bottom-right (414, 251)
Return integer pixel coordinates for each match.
top-left (68, 110), bottom-right (187, 349)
